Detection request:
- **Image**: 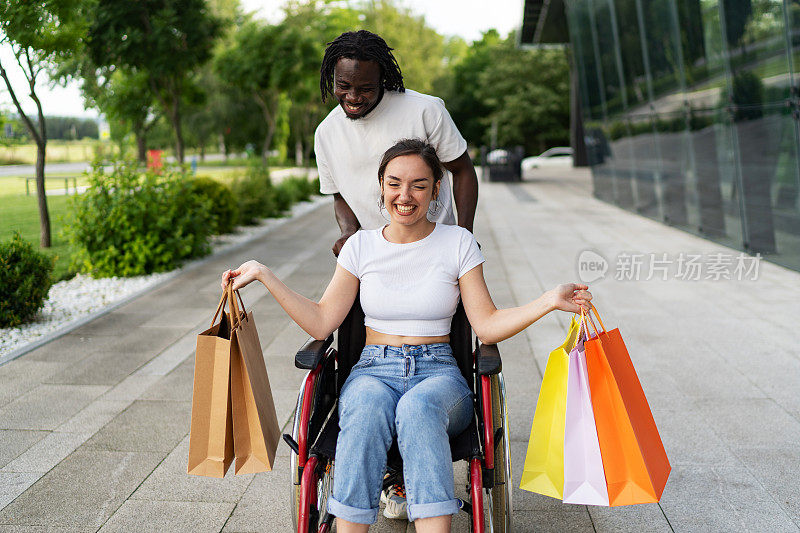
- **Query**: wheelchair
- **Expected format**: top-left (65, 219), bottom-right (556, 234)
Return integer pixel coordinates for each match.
top-left (282, 298), bottom-right (513, 532)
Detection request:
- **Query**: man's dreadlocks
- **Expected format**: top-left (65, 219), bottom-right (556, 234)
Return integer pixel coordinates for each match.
top-left (320, 30), bottom-right (405, 102)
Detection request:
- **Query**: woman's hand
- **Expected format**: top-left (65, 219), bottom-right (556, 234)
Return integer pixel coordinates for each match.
top-left (221, 260), bottom-right (267, 291)
top-left (548, 283), bottom-right (592, 314)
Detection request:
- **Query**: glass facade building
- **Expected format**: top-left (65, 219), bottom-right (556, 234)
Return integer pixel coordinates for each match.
top-left (552, 0), bottom-right (800, 271)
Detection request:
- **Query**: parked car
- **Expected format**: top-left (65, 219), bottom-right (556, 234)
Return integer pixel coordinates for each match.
top-left (486, 148), bottom-right (510, 165)
top-left (521, 147), bottom-right (573, 171)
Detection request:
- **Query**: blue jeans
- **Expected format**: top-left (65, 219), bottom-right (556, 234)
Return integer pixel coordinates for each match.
top-left (327, 343), bottom-right (473, 524)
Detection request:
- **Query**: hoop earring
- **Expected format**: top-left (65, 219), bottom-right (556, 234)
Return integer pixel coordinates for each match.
top-left (377, 196), bottom-right (390, 221)
top-left (428, 197), bottom-right (442, 216)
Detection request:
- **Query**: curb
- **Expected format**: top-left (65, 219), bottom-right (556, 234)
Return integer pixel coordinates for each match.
top-left (0, 195), bottom-right (332, 367)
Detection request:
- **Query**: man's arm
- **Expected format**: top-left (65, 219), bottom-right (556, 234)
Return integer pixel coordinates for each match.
top-left (442, 150), bottom-right (479, 233)
top-left (332, 193), bottom-right (361, 256)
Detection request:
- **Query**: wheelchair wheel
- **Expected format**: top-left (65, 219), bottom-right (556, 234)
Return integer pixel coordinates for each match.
top-left (488, 371), bottom-right (513, 532)
top-left (290, 371), bottom-right (335, 532)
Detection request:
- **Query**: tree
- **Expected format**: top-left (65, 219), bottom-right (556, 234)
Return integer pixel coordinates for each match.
top-left (433, 30), bottom-right (502, 147)
top-left (79, 68), bottom-right (159, 162)
top-left (360, 0), bottom-right (448, 94)
top-left (0, 0), bottom-right (89, 247)
top-left (476, 37), bottom-right (570, 154)
top-left (215, 21), bottom-right (317, 164)
top-left (87, 0), bottom-right (220, 163)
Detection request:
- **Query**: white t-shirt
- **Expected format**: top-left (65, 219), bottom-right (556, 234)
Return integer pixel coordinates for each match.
top-left (314, 89), bottom-right (468, 230)
top-left (337, 224), bottom-right (485, 337)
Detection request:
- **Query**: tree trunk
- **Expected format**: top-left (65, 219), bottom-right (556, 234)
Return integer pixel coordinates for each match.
top-left (295, 139), bottom-right (303, 167)
top-left (254, 91), bottom-right (276, 166)
top-left (34, 140), bottom-right (51, 248)
top-left (262, 125), bottom-right (275, 166)
top-left (135, 131), bottom-right (147, 163)
top-left (172, 100), bottom-right (185, 164)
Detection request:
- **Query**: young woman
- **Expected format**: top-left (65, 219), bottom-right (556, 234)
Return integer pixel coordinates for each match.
top-left (221, 139), bottom-right (592, 533)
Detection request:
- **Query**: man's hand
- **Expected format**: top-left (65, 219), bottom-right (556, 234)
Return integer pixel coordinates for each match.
top-left (332, 230), bottom-right (356, 256)
top-left (332, 193), bottom-right (360, 256)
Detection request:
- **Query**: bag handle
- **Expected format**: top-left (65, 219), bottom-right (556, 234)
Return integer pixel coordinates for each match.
top-left (588, 302), bottom-right (607, 334)
top-left (580, 307), bottom-right (601, 339)
top-left (210, 288), bottom-right (229, 328)
top-left (227, 282), bottom-right (245, 331)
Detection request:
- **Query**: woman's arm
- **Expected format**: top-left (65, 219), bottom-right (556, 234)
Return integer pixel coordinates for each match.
top-left (458, 264), bottom-right (591, 345)
top-left (222, 261), bottom-right (359, 341)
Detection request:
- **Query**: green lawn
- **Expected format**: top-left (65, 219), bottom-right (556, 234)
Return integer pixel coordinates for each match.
top-left (0, 175), bottom-right (90, 197)
top-left (1, 195), bottom-right (77, 281)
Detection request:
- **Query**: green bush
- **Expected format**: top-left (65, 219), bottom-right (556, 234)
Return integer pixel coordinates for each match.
top-left (278, 176), bottom-right (315, 203)
top-left (66, 160), bottom-right (215, 277)
top-left (272, 182), bottom-right (294, 214)
top-left (188, 176), bottom-right (239, 234)
top-left (231, 163), bottom-right (279, 225)
top-left (0, 233), bottom-right (54, 328)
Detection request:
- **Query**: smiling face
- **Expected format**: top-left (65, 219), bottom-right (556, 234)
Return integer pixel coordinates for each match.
top-left (333, 58), bottom-right (383, 120)
top-left (381, 154), bottom-right (440, 226)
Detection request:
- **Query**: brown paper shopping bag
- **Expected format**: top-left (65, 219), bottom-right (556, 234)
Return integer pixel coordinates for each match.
top-left (187, 290), bottom-right (235, 478)
top-left (227, 284), bottom-right (281, 474)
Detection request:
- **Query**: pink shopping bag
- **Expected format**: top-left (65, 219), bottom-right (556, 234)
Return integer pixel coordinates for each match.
top-left (563, 313), bottom-right (610, 505)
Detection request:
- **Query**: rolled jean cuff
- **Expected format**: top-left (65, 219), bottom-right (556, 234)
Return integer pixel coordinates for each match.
top-left (327, 497), bottom-right (378, 524)
top-left (408, 499), bottom-right (461, 521)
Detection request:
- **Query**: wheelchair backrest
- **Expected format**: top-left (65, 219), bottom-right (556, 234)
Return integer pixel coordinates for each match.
top-left (335, 294), bottom-right (474, 391)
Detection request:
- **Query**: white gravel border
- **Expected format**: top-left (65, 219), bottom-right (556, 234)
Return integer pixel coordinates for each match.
top-left (0, 195), bottom-right (332, 365)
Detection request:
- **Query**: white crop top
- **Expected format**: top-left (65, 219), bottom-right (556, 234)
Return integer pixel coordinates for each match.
top-left (337, 224), bottom-right (485, 336)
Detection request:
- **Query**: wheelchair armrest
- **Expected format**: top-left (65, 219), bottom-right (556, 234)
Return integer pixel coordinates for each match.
top-left (476, 342), bottom-right (502, 375)
top-left (295, 335), bottom-right (334, 369)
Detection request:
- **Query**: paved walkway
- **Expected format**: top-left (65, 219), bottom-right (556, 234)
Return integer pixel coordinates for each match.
top-left (1, 168), bottom-right (799, 532)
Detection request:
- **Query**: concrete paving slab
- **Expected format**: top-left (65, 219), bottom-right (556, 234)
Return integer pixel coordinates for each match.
top-left (131, 436), bottom-right (253, 504)
top-left (0, 361), bottom-right (69, 408)
top-left (98, 374), bottom-right (162, 403)
top-left (659, 463), bottom-right (799, 532)
top-left (512, 509), bottom-right (594, 532)
top-left (0, 472), bottom-right (40, 510)
top-left (695, 397), bottom-right (800, 449)
top-left (219, 454), bottom-right (290, 533)
top-left (587, 504), bottom-right (672, 533)
top-left (83, 400), bottom-right (190, 453)
top-left (140, 358), bottom-right (194, 402)
top-left (135, 330), bottom-right (199, 377)
top-left (0, 450), bottom-right (163, 528)
top-left (42, 351), bottom-right (155, 387)
top-left (732, 446), bottom-right (800, 527)
top-left (68, 312), bottom-right (155, 336)
top-left (108, 326), bottom-right (187, 356)
top-left (1, 431), bottom-right (92, 473)
top-left (0, 526), bottom-right (94, 532)
top-left (654, 408), bottom-right (740, 467)
top-left (53, 400), bottom-right (132, 435)
top-left (98, 500), bottom-right (235, 532)
top-left (0, 431), bottom-right (48, 469)
top-left (22, 334), bottom-right (116, 364)
top-left (0, 385), bottom-right (108, 431)
top-left (137, 307), bottom-right (211, 329)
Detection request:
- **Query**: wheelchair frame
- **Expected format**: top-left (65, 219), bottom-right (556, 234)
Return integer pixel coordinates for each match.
top-left (283, 301), bottom-right (513, 532)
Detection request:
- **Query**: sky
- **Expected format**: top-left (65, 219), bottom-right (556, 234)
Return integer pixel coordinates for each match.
top-left (0, 0), bottom-right (524, 120)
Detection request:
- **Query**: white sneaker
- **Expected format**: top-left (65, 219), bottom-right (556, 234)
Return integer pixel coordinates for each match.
top-left (381, 483), bottom-right (408, 520)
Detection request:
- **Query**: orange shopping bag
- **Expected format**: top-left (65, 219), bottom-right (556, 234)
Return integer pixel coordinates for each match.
top-left (583, 304), bottom-right (670, 506)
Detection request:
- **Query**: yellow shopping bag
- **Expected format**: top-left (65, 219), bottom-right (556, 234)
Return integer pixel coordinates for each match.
top-left (520, 315), bottom-right (582, 498)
